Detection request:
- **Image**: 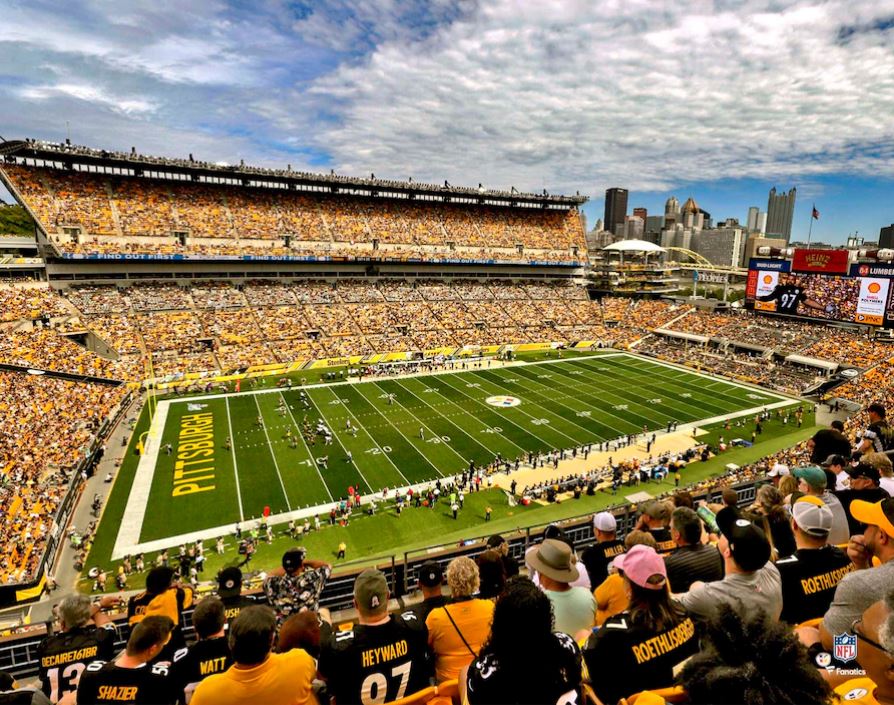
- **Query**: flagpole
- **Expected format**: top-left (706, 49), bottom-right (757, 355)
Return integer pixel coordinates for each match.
top-left (806, 204), bottom-right (814, 250)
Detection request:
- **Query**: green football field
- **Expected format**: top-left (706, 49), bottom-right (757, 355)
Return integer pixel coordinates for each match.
top-left (110, 352), bottom-right (795, 559)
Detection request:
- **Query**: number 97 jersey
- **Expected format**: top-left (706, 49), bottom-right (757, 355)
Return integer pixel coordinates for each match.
top-left (37, 624), bottom-right (118, 702)
top-left (319, 612), bottom-right (433, 705)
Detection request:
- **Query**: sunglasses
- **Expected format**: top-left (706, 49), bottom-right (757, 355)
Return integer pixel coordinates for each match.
top-left (850, 618), bottom-right (894, 657)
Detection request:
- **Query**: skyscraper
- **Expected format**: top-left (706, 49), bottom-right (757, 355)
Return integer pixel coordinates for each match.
top-left (747, 207), bottom-right (759, 231)
top-left (633, 207), bottom-right (648, 221)
top-left (604, 188), bottom-right (628, 236)
top-left (880, 224), bottom-right (894, 250)
top-left (766, 187), bottom-right (797, 242)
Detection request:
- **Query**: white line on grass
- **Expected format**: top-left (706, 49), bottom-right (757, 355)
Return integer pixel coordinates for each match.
top-left (279, 391), bottom-right (333, 503)
top-left (318, 386), bottom-right (411, 488)
top-left (253, 395), bottom-right (293, 512)
top-left (435, 373), bottom-right (559, 448)
top-left (225, 397), bottom-right (245, 522)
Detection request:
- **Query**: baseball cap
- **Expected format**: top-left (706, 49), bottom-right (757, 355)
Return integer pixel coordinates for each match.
top-left (354, 569), bottom-right (389, 613)
top-left (850, 498), bottom-right (894, 539)
top-left (282, 547), bottom-right (307, 572)
top-left (845, 463), bottom-right (881, 485)
top-left (217, 566), bottom-right (243, 598)
top-left (793, 465), bottom-right (827, 491)
top-left (593, 512), bottom-right (617, 533)
top-left (614, 545), bottom-right (667, 590)
top-left (821, 454), bottom-right (847, 468)
top-left (417, 561), bottom-right (443, 588)
top-left (526, 539), bottom-right (579, 583)
top-left (716, 507), bottom-right (771, 571)
top-left (768, 463), bottom-right (790, 478)
top-left (791, 496), bottom-right (833, 538)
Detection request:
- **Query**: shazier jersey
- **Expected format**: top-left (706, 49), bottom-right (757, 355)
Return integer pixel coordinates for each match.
top-left (37, 624), bottom-right (118, 703)
top-left (76, 661), bottom-right (175, 705)
top-left (319, 611), bottom-right (432, 705)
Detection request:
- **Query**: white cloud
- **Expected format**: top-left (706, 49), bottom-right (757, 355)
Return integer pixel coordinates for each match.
top-left (307, 0), bottom-right (894, 195)
top-left (20, 83), bottom-right (157, 115)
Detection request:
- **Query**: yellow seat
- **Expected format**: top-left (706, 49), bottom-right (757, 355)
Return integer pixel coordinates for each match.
top-left (627, 686), bottom-right (687, 704)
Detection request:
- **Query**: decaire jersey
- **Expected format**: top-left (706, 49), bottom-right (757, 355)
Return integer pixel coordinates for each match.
top-left (170, 637), bottom-right (232, 704)
top-left (76, 661), bottom-right (176, 705)
top-left (776, 546), bottom-right (856, 625)
top-left (584, 609), bottom-right (698, 705)
top-left (319, 612), bottom-right (432, 705)
top-left (37, 624), bottom-right (118, 703)
top-left (759, 284), bottom-right (806, 313)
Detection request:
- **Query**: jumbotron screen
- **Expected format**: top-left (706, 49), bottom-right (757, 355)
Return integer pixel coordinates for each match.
top-left (746, 257), bottom-right (894, 327)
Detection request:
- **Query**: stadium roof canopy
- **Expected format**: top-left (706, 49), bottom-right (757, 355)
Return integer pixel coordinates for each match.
top-left (0, 139), bottom-right (587, 209)
top-left (602, 239), bottom-right (665, 253)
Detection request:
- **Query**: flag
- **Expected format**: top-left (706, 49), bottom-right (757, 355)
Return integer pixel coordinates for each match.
top-left (812, 205), bottom-right (820, 220)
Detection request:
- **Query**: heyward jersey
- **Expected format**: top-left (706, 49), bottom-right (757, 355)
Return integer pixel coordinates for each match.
top-left (319, 612), bottom-right (432, 705)
top-left (758, 284), bottom-right (807, 313)
top-left (37, 624), bottom-right (118, 702)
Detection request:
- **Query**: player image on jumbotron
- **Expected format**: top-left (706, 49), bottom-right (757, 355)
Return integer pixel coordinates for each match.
top-left (756, 272), bottom-right (859, 320)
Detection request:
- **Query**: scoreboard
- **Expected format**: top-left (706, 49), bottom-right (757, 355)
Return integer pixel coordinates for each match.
top-left (746, 252), bottom-right (894, 327)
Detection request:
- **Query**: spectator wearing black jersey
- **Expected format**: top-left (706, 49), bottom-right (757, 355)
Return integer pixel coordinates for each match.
top-left (836, 464), bottom-right (892, 536)
top-left (170, 597), bottom-right (232, 704)
top-left (664, 507), bottom-right (723, 593)
top-left (405, 561), bottom-right (447, 622)
top-left (73, 616), bottom-right (176, 705)
top-left (858, 403), bottom-right (894, 456)
top-left (214, 568), bottom-right (258, 627)
top-left (635, 502), bottom-right (676, 554)
top-left (585, 545), bottom-right (698, 704)
top-left (38, 593), bottom-right (118, 703)
top-left (776, 495), bottom-right (855, 625)
top-left (319, 569), bottom-right (433, 704)
top-left (461, 577), bottom-right (582, 705)
top-left (580, 512), bottom-right (626, 587)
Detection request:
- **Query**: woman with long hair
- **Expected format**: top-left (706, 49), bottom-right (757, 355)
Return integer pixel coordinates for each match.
top-left (476, 549), bottom-right (506, 600)
top-left (584, 545), bottom-right (698, 704)
top-left (461, 577), bottom-right (582, 705)
top-left (751, 484), bottom-right (796, 559)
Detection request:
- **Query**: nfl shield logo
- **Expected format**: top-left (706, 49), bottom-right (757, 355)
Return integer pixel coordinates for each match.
top-left (833, 633), bottom-right (858, 663)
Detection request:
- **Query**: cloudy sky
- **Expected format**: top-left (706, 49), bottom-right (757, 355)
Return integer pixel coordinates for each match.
top-left (2, 0), bottom-right (894, 243)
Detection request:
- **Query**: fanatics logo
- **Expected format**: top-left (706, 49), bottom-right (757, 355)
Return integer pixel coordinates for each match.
top-left (833, 633), bottom-right (858, 663)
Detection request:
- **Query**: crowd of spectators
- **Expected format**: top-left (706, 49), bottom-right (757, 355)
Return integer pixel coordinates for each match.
top-left (0, 371), bottom-right (125, 584)
top-left (3, 164), bottom-right (587, 264)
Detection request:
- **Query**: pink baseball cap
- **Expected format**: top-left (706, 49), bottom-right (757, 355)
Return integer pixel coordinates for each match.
top-left (614, 544), bottom-right (667, 590)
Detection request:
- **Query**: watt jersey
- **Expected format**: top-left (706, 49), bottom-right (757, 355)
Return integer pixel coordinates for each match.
top-left (37, 624), bottom-right (118, 703)
top-left (319, 612), bottom-right (432, 705)
top-left (76, 661), bottom-right (176, 705)
top-left (170, 637), bottom-right (232, 704)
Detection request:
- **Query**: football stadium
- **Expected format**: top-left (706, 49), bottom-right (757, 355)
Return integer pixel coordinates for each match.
top-left (0, 6), bottom-right (894, 705)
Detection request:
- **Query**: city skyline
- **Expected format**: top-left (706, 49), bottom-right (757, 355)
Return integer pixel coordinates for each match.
top-left (0, 1), bottom-right (893, 246)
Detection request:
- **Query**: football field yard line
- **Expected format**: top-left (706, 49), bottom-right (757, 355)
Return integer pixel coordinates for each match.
top-left (491, 365), bottom-right (646, 436)
top-left (504, 364), bottom-right (647, 434)
top-left (319, 386), bottom-right (411, 488)
top-left (253, 395), bottom-right (293, 511)
top-left (388, 378), bottom-right (499, 459)
top-left (527, 363), bottom-right (676, 427)
top-left (472, 367), bottom-right (621, 439)
top-left (455, 372), bottom-right (587, 447)
top-left (351, 384), bottom-right (448, 478)
top-left (224, 397), bottom-right (246, 522)
top-left (607, 355), bottom-right (781, 408)
top-left (400, 376), bottom-right (528, 457)
top-left (369, 379), bottom-right (471, 467)
top-left (569, 358), bottom-right (741, 418)
top-left (279, 391), bottom-right (334, 502)
top-left (435, 373), bottom-right (560, 448)
top-left (570, 357), bottom-right (739, 418)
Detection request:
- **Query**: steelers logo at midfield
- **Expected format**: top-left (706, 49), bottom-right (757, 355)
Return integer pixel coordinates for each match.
top-left (486, 395), bottom-right (521, 408)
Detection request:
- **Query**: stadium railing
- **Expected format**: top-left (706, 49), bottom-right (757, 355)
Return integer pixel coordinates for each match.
top-left (0, 479), bottom-right (759, 679)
